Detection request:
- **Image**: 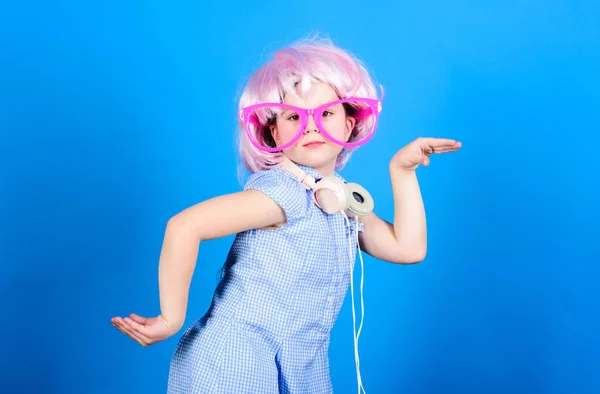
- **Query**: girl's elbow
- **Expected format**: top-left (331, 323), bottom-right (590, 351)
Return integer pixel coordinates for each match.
top-left (166, 213), bottom-right (186, 231)
top-left (394, 247), bottom-right (427, 264)
top-left (411, 251), bottom-right (427, 264)
top-left (166, 213), bottom-right (202, 241)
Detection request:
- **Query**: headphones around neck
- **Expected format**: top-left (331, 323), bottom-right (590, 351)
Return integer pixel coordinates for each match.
top-left (278, 157), bottom-right (374, 217)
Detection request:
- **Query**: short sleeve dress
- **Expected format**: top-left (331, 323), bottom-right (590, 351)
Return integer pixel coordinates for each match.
top-left (167, 164), bottom-right (362, 394)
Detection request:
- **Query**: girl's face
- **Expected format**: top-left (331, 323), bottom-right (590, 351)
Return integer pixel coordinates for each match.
top-left (270, 81), bottom-right (355, 176)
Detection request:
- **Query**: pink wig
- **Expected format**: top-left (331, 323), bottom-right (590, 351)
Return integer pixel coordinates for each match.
top-left (236, 36), bottom-right (380, 174)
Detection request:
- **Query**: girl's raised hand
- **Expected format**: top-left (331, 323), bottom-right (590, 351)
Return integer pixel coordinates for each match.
top-left (111, 313), bottom-right (180, 346)
top-left (390, 137), bottom-right (462, 171)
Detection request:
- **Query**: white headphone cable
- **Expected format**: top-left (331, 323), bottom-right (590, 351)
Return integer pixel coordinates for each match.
top-left (341, 212), bottom-right (367, 394)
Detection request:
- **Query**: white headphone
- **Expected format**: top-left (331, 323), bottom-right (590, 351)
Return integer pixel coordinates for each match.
top-left (278, 157), bottom-right (374, 217)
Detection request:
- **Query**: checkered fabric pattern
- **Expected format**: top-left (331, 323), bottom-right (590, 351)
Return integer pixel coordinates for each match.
top-left (167, 164), bottom-right (361, 393)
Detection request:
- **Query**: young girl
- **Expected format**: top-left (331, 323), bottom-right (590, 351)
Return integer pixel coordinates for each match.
top-left (112, 37), bottom-right (461, 393)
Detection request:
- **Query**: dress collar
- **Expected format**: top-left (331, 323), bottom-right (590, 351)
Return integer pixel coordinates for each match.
top-left (294, 163), bottom-right (346, 183)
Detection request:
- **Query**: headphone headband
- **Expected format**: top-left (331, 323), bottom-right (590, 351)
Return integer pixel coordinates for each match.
top-left (278, 157), bottom-right (317, 189)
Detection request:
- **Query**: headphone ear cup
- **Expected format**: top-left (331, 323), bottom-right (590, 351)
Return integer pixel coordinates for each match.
top-left (344, 183), bottom-right (374, 216)
top-left (313, 177), bottom-right (347, 214)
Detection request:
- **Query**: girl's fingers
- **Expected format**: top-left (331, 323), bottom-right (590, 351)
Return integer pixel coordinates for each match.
top-left (423, 142), bottom-right (462, 155)
top-left (419, 145), bottom-right (434, 155)
top-left (419, 139), bottom-right (462, 152)
top-left (123, 317), bottom-right (154, 342)
top-left (113, 321), bottom-right (143, 345)
top-left (113, 318), bottom-right (149, 346)
top-left (432, 146), bottom-right (461, 154)
top-left (128, 313), bottom-right (147, 325)
top-left (419, 137), bottom-right (458, 147)
top-left (113, 318), bottom-right (138, 339)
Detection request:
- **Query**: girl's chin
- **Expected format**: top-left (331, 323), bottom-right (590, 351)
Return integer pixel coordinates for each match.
top-left (286, 154), bottom-right (340, 171)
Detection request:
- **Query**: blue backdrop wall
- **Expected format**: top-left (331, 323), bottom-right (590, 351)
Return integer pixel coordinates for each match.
top-left (1, 1), bottom-right (599, 393)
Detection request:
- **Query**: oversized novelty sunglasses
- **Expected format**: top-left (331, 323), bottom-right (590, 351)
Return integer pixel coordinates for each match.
top-left (240, 97), bottom-right (383, 153)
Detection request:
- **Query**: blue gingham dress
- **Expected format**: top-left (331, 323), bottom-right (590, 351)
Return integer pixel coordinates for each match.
top-left (167, 164), bottom-right (362, 393)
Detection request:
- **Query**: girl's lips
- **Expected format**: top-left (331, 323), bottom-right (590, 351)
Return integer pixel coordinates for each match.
top-left (303, 141), bottom-right (325, 148)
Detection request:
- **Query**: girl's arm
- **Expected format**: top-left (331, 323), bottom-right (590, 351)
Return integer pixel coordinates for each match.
top-left (159, 189), bottom-right (287, 329)
top-left (358, 168), bottom-right (427, 264)
top-left (112, 188), bottom-right (287, 346)
top-left (358, 137), bottom-right (461, 264)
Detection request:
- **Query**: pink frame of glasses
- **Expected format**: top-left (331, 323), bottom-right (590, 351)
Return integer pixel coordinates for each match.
top-left (240, 97), bottom-right (383, 153)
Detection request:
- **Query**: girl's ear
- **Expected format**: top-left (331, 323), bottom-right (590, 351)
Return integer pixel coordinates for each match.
top-left (345, 116), bottom-right (356, 142)
top-left (270, 124), bottom-right (280, 145)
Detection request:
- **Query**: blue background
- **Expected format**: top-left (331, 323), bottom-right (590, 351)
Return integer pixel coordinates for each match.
top-left (1, 0), bottom-right (599, 393)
